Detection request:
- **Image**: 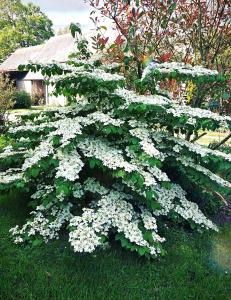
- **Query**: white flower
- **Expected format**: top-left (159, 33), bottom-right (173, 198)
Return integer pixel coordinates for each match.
top-left (0, 170), bottom-right (23, 184)
top-left (56, 150), bottom-right (84, 181)
top-left (22, 139), bottom-right (54, 171)
top-left (69, 188), bottom-right (164, 255)
top-left (142, 62), bottom-right (219, 81)
top-left (10, 203), bottom-right (73, 243)
top-left (49, 117), bottom-right (82, 147)
top-left (115, 88), bottom-right (170, 108)
top-left (78, 137), bottom-right (138, 173)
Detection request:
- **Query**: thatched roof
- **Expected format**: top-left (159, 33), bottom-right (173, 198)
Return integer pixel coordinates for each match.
top-left (0, 34), bottom-right (76, 72)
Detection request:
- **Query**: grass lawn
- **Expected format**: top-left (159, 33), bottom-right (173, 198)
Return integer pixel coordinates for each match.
top-left (197, 131), bottom-right (231, 146)
top-left (10, 106), bottom-right (46, 114)
top-left (0, 192), bottom-right (230, 300)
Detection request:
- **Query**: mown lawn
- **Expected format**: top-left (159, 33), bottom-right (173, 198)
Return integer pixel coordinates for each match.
top-left (10, 106), bottom-right (46, 114)
top-left (0, 192), bottom-right (230, 300)
top-left (197, 131), bottom-right (231, 146)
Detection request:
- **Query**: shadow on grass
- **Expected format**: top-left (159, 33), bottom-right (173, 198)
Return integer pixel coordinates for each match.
top-left (0, 192), bottom-right (231, 300)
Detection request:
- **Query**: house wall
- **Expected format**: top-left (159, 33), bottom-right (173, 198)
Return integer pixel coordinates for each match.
top-left (15, 79), bottom-right (67, 107)
top-left (15, 77), bottom-right (67, 107)
top-left (16, 80), bottom-right (32, 94)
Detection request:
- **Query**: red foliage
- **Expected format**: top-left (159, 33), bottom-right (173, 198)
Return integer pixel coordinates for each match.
top-left (86, 0), bottom-right (230, 76)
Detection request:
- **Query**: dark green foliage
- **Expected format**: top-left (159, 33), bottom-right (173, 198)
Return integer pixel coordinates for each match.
top-left (0, 74), bottom-right (16, 132)
top-left (13, 91), bottom-right (32, 109)
top-left (144, 68), bottom-right (227, 85)
top-left (0, 135), bottom-right (10, 150)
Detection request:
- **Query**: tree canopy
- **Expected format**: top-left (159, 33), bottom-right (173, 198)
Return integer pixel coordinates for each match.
top-left (0, 0), bottom-right (54, 62)
top-left (87, 0), bottom-right (231, 76)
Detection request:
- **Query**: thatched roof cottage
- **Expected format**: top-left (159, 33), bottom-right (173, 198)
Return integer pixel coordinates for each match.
top-left (0, 34), bottom-right (76, 106)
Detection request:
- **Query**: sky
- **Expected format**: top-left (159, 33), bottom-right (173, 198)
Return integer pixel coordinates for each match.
top-left (22, 0), bottom-right (93, 31)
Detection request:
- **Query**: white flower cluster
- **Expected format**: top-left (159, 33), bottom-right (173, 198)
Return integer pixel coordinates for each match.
top-left (72, 182), bottom-right (84, 199)
top-left (78, 137), bottom-right (138, 173)
top-left (81, 69), bottom-right (124, 82)
top-left (172, 184), bottom-right (218, 231)
top-left (129, 127), bottom-right (164, 160)
top-left (79, 138), bottom-right (162, 188)
top-left (148, 166), bottom-right (170, 182)
top-left (46, 112), bottom-right (123, 148)
top-left (22, 139), bottom-right (54, 171)
top-left (49, 117), bottom-right (83, 147)
top-left (19, 137), bottom-right (31, 143)
top-left (8, 121), bottom-right (52, 134)
top-left (177, 156), bottom-right (231, 188)
top-left (67, 58), bottom-right (120, 72)
top-left (140, 207), bottom-right (157, 230)
top-left (166, 105), bottom-right (231, 128)
top-left (169, 134), bottom-right (231, 162)
top-left (142, 62), bottom-right (219, 80)
top-left (57, 67), bottom-right (124, 84)
top-left (31, 184), bottom-right (54, 200)
top-left (125, 142), bottom-right (169, 183)
top-left (83, 178), bottom-right (109, 196)
top-left (0, 145), bottom-right (27, 159)
top-left (0, 169), bottom-right (23, 184)
top-left (7, 102), bottom-right (90, 138)
top-left (56, 150), bottom-right (84, 181)
top-left (10, 203), bottom-right (73, 243)
top-left (128, 119), bottom-right (149, 128)
top-left (33, 113), bottom-right (48, 122)
top-left (54, 98), bottom-right (90, 116)
top-left (116, 87), bottom-right (229, 130)
top-left (115, 88), bottom-right (170, 108)
top-left (139, 170), bottom-right (157, 186)
top-left (153, 184), bottom-right (217, 230)
top-left (69, 189), bottom-right (164, 255)
top-left (102, 62), bottom-right (121, 71)
top-left (87, 111), bottom-right (124, 127)
top-left (122, 174), bottom-right (217, 231)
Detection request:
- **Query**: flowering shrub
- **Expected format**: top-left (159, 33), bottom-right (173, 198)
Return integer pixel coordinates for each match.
top-left (141, 61), bottom-right (228, 107)
top-left (0, 43), bottom-right (231, 259)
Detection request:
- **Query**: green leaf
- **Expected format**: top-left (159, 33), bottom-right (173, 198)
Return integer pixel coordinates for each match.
top-left (223, 92), bottom-right (230, 100)
top-left (32, 239), bottom-right (43, 247)
top-left (138, 247), bottom-right (146, 256)
top-left (31, 167), bottom-right (40, 178)
top-left (70, 23), bottom-right (81, 37)
top-left (146, 190), bottom-right (154, 201)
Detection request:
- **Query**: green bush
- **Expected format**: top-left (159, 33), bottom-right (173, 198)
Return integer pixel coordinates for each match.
top-left (0, 135), bottom-right (8, 150)
top-left (13, 91), bottom-right (32, 109)
top-left (0, 74), bottom-right (16, 132)
top-left (1, 28), bottom-right (230, 260)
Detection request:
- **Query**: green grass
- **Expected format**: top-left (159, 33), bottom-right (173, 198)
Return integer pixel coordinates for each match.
top-left (0, 192), bottom-right (230, 300)
top-left (197, 131), bottom-right (231, 146)
top-left (9, 106), bottom-right (46, 118)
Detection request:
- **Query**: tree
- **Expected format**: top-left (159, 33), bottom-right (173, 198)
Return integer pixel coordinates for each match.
top-left (87, 0), bottom-right (178, 81)
top-left (0, 74), bottom-right (16, 132)
top-left (0, 26), bottom-right (230, 259)
top-left (175, 0), bottom-right (231, 70)
top-left (0, 0), bottom-right (54, 62)
top-left (86, 0), bottom-right (230, 107)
